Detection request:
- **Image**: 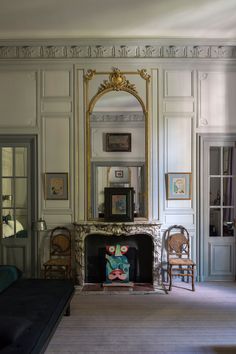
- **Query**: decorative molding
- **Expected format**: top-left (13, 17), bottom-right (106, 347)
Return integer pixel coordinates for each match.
top-left (199, 118), bottom-right (209, 126)
top-left (73, 221), bottom-right (163, 291)
top-left (97, 68), bottom-right (137, 93)
top-left (0, 44), bottom-right (235, 59)
top-left (90, 111), bottom-right (144, 122)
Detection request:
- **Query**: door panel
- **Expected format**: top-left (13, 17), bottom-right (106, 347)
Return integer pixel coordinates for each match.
top-left (210, 242), bottom-right (233, 275)
top-left (202, 137), bottom-right (236, 281)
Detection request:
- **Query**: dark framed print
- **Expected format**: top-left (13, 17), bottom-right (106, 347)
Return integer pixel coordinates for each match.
top-left (106, 133), bottom-right (131, 152)
top-left (115, 170), bottom-right (124, 178)
top-left (45, 173), bottom-right (68, 200)
top-left (167, 172), bottom-right (192, 200)
top-left (104, 187), bottom-right (134, 222)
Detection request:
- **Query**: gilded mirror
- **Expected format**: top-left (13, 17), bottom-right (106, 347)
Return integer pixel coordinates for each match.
top-left (84, 68), bottom-right (150, 220)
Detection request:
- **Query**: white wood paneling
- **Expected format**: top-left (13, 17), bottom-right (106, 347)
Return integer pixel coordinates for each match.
top-left (166, 117), bottom-right (192, 172)
top-left (44, 214), bottom-right (73, 225)
top-left (42, 70), bottom-right (70, 97)
top-left (164, 214), bottom-right (194, 225)
top-left (42, 116), bottom-right (71, 210)
top-left (77, 69), bottom-right (85, 221)
top-left (0, 71), bottom-right (37, 127)
top-left (198, 71), bottom-right (236, 128)
top-left (41, 101), bottom-right (72, 113)
top-left (164, 101), bottom-right (194, 113)
top-left (43, 116), bottom-right (70, 171)
top-left (164, 70), bottom-right (193, 97)
top-left (166, 199), bottom-right (192, 209)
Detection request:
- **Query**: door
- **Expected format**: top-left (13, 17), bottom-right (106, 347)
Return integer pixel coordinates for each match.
top-left (201, 136), bottom-right (236, 281)
top-left (0, 136), bottom-right (37, 277)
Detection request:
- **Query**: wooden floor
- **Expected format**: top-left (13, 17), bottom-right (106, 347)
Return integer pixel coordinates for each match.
top-left (45, 282), bottom-right (236, 354)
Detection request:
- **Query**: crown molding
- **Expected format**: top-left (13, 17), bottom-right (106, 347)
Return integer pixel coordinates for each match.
top-left (0, 39), bottom-right (235, 60)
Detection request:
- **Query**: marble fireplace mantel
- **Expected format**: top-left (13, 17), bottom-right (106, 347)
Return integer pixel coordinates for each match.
top-left (73, 221), bottom-right (163, 291)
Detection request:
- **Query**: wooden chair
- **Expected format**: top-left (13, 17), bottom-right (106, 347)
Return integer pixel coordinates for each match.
top-left (43, 226), bottom-right (72, 279)
top-left (166, 225), bottom-right (195, 291)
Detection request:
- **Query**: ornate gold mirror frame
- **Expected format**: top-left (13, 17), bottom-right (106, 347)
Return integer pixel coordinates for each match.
top-left (84, 67), bottom-right (150, 220)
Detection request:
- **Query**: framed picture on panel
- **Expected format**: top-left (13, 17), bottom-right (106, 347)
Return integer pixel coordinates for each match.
top-left (167, 173), bottom-right (192, 200)
top-left (45, 173), bottom-right (68, 200)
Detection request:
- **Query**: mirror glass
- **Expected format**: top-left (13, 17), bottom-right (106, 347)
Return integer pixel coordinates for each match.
top-left (93, 91), bottom-right (143, 112)
top-left (89, 90), bottom-right (146, 219)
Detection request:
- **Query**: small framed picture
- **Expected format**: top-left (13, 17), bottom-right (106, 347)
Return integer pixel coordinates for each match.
top-left (167, 173), bottom-right (192, 200)
top-left (45, 173), bottom-right (68, 200)
top-left (115, 170), bottom-right (124, 178)
top-left (104, 187), bottom-right (134, 222)
top-left (106, 133), bottom-right (131, 152)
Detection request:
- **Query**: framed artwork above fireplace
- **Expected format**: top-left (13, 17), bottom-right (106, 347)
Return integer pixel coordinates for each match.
top-left (104, 187), bottom-right (134, 222)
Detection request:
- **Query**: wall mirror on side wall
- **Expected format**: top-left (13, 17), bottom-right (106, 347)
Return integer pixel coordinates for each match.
top-left (84, 67), bottom-right (150, 220)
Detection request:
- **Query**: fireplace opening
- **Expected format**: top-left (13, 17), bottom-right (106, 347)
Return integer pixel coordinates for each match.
top-left (84, 233), bottom-right (153, 283)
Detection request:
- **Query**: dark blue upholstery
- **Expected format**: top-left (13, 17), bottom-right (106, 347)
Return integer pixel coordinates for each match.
top-left (0, 265), bottom-right (22, 293)
top-left (0, 279), bottom-right (74, 353)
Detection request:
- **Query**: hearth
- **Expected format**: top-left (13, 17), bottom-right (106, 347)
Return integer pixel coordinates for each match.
top-left (74, 221), bottom-right (163, 291)
top-left (85, 234), bottom-right (153, 283)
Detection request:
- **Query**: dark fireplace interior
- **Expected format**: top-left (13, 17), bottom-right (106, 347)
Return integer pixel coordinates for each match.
top-left (85, 233), bottom-right (153, 283)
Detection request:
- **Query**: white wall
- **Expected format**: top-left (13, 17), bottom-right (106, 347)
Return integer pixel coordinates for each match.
top-left (0, 41), bottom-right (235, 267)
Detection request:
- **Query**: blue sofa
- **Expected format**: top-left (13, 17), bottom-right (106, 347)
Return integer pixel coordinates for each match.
top-left (0, 265), bottom-right (74, 353)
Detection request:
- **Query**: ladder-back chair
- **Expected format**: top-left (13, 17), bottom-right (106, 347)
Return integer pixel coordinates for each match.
top-left (43, 226), bottom-right (72, 279)
top-left (166, 225), bottom-right (195, 291)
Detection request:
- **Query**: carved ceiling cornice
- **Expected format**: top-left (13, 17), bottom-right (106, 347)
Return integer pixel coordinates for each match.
top-left (0, 43), bottom-right (235, 59)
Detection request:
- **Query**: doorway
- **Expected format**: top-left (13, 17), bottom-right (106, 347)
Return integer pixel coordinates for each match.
top-left (0, 136), bottom-right (37, 277)
top-left (200, 135), bottom-right (236, 281)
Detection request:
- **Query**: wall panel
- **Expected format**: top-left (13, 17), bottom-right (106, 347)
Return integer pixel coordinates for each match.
top-left (43, 116), bottom-right (70, 172)
top-left (165, 214), bottom-right (194, 225)
top-left (198, 71), bottom-right (236, 129)
top-left (166, 116), bottom-right (192, 172)
top-left (42, 70), bottom-right (70, 97)
top-left (0, 71), bottom-right (37, 127)
top-left (164, 70), bottom-right (193, 97)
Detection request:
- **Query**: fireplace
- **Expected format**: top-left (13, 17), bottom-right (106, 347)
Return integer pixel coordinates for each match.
top-left (85, 233), bottom-right (153, 283)
top-left (74, 221), bottom-right (163, 291)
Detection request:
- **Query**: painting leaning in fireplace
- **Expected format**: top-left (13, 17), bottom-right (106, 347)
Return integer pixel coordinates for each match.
top-left (105, 244), bottom-right (130, 283)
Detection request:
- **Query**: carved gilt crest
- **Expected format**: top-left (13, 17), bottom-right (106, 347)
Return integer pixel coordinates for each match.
top-left (97, 67), bottom-right (137, 93)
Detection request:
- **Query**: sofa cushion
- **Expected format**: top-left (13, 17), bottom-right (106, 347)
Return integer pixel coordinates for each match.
top-left (0, 265), bottom-right (22, 293)
top-left (0, 279), bottom-right (74, 353)
top-left (0, 316), bottom-right (32, 349)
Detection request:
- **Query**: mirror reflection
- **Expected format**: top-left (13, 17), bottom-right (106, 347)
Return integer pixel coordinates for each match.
top-left (92, 164), bottom-right (145, 218)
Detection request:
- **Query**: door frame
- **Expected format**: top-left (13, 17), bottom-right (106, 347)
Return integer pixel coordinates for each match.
top-left (0, 135), bottom-right (38, 277)
top-left (198, 133), bottom-right (236, 282)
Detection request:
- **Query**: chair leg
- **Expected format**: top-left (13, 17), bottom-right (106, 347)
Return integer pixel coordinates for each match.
top-left (187, 267), bottom-right (190, 283)
top-left (169, 265), bottom-right (172, 291)
top-left (192, 266), bottom-right (195, 291)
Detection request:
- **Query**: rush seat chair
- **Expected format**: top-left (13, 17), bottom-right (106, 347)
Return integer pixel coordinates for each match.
top-left (43, 226), bottom-right (72, 279)
top-left (166, 225), bottom-right (195, 291)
